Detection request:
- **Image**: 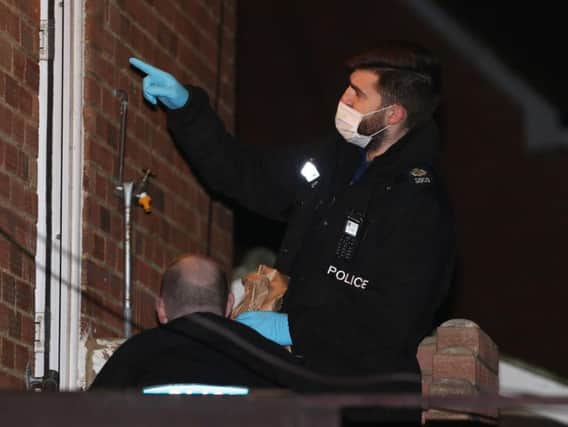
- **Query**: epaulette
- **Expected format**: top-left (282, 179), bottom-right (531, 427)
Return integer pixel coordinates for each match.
top-left (408, 167), bottom-right (433, 185)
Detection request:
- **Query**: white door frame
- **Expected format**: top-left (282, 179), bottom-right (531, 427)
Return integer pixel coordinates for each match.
top-left (36, 0), bottom-right (84, 390)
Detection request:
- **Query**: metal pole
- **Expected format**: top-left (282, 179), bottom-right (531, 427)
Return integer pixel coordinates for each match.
top-left (123, 182), bottom-right (134, 338)
top-left (114, 90), bottom-right (128, 187)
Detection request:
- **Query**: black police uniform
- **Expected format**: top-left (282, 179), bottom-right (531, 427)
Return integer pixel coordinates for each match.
top-left (167, 86), bottom-right (456, 384)
top-left (89, 312), bottom-right (310, 390)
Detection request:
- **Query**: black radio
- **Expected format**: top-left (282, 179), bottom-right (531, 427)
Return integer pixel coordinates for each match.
top-left (335, 211), bottom-right (365, 261)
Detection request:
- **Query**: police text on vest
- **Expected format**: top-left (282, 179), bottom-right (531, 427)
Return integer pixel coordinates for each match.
top-left (326, 265), bottom-right (368, 290)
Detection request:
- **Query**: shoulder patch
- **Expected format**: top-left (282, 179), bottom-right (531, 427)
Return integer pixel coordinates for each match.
top-left (409, 168), bottom-right (432, 185)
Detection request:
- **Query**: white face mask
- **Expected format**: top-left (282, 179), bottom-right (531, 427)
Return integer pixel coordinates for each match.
top-left (335, 102), bottom-right (393, 148)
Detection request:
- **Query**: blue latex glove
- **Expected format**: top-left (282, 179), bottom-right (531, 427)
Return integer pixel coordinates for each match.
top-left (235, 311), bottom-right (292, 346)
top-left (129, 57), bottom-right (189, 109)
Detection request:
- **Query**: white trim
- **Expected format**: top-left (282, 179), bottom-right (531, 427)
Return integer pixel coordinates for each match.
top-left (500, 360), bottom-right (568, 425)
top-left (404, 0), bottom-right (568, 150)
top-left (57, 0), bottom-right (85, 390)
top-left (34, 0), bottom-right (84, 390)
top-left (34, 0), bottom-right (50, 379)
top-left (49, 0), bottom-right (64, 384)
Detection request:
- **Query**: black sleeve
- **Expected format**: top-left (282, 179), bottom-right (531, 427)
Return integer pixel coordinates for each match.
top-left (287, 184), bottom-right (456, 374)
top-left (167, 86), bottom-right (309, 220)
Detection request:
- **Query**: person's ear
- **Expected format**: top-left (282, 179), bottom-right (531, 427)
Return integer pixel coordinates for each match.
top-left (387, 104), bottom-right (407, 125)
top-left (225, 292), bottom-right (235, 318)
top-left (155, 297), bottom-right (168, 324)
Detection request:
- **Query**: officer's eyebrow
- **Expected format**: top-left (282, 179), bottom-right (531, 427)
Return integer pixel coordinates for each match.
top-left (349, 81), bottom-right (367, 98)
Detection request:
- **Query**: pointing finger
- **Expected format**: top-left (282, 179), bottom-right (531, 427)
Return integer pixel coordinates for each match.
top-left (129, 57), bottom-right (162, 76)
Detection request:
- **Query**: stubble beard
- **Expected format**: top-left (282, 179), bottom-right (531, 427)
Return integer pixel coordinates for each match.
top-left (357, 111), bottom-right (389, 151)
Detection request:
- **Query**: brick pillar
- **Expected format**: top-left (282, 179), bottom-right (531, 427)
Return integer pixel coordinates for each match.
top-left (418, 319), bottom-right (499, 424)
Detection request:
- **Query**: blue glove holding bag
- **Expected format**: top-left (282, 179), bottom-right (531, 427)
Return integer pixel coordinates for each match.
top-left (235, 311), bottom-right (293, 346)
top-left (129, 57), bottom-right (189, 109)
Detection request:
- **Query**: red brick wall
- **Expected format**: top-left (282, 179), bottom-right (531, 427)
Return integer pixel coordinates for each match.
top-left (82, 0), bottom-right (236, 338)
top-left (0, 0), bottom-right (40, 388)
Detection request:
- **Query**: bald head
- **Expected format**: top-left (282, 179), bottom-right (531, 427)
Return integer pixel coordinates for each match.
top-left (158, 254), bottom-right (228, 322)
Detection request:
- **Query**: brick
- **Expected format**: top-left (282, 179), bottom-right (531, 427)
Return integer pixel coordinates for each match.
top-left (0, 36), bottom-right (12, 71)
top-left (417, 335), bottom-right (435, 375)
top-left (88, 137), bottom-right (115, 173)
top-left (14, 343), bottom-right (30, 372)
top-left (132, 285), bottom-right (157, 329)
top-left (95, 172), bottom-right (110, 201)
top-left (2, 273), bottom-right (16, 305)
top-left (436, 319), bottom-right (499, 372)
top-left (121, 0), bottom-right (152, 31)
top-left (4, 141), bottom-right (18, 173)
top-left (9, 244), bottom-right (23, 278)
top-left (23, 190), bottom-right (37, 218)
top-left (159, 218), bottom-right (170, 244)
top-left (433, 347), bottom-right (477, 383)
top-left (0, 371), bottom-right (22, 390)
top-left (16, 281), bottom-right (34, 313)
top-left (20, 21), bottom-right (36, 55)
top-left (20, 314), bottom-right (34, 343)
top-left (24, 57), bottom-right (39, 90)
top-left (422, 374), bottom-right (431, 396)
top-left (105, 239), bottom-right (118, 274)
top-left (0, 3), bottom-right (20, 42)
top-left (432, 347), bottom-right (499, 395)
top-left (13, 48), bottom-right (25, 80)
top-left (213, 202), bottom-right (232, 232)
top-left (157, 22), bottom-right (178, 56)
top-left (93, 234), bottom-right (105, 261)
top-left (8, 310), bottom-right (21, 339)
top-left (15, 0), bottom-right (40, 23)
top-left (101, 302), bottom-right (125, 334)
top-left (84, 76), bottom-right (101, 107)
top-left (2, 337), bottom-right (15, 369)
top-left (23, 123), bottom-right (38, 157)
top-left (101, 87), bottom-right (120, 126)
top-left (108, 3), bottom-right (130, 38)
top-left (111, 213), bottom-right (122, 242)
top-left (21, 254), bottom-right (35, 284)
top-left (12, 113), bottom-right (24, 143)
top-left (425, 409), bottom-right (475, 423)
top-left (9, 180), bottom-right (26, 221)
top-left (85, 259), bottom-right (112, 294)
top-left (110, 272), bottom-right (124, 303)
top-left (0, 103), bottom-right (12, 136)
top-left (93, 53), bottom-right (116, 84)
top-left (0, 302), bottom-right (10, 331)
top-left (95, 113), bottom-right (117, 146)
top-left (428, 378), bottom-right (499, 420)
top-left (18, 150), bottom-right (29, 181)
top-left (134, 232), bottom-right (145, 256)
top-left (100, 205), bottom-right (111, 233)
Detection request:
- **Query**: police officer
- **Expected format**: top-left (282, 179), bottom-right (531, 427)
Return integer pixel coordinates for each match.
top-left (129, 41), bottom-right (455, 385)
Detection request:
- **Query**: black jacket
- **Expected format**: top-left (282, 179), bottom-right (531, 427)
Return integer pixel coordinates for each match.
top-left (167, 86), bottom-right (456, 380)
top-left (89, 313), bottom-right (310, 390)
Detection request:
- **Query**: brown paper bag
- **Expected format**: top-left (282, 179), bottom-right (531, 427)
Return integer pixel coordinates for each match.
top-left (231, 264), bottom-right (289, 319)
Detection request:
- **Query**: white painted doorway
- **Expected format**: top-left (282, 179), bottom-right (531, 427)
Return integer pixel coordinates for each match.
top-left (35, 0), bottom-right (84, 390)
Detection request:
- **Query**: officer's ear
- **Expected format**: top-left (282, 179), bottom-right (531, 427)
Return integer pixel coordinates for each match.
top-left (155, 297), bottom-right (168, 324)
top-left (225, 292), bottom-right (235, 318)
top-left (387, 104), bottom-right (407, 126)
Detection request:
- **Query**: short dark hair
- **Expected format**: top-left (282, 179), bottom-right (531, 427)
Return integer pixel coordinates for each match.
top-left (160, 254), bottom-right (228, 319)
top-left (347, 40), bottom-right (442, 129)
